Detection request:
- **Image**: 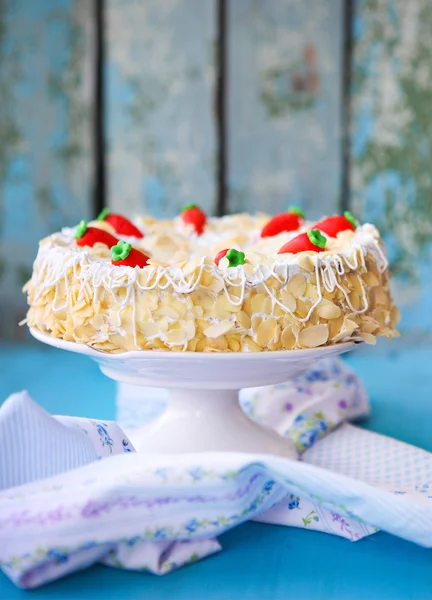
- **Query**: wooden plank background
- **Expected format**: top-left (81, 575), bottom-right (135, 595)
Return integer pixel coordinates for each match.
top-left (105, 0), bottom-right (217, 218)
top-left (0, 0), bottom-right (94, 338)
top-left (0, 0), bottom-right (431, 338)
top-left (227, 0), bottom-right (343, 218)
top-left (351, 0), bottom-right (432, 334)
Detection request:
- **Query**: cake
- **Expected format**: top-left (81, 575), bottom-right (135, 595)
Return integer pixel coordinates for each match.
top-left (24, 207), bottom-right (400, 353)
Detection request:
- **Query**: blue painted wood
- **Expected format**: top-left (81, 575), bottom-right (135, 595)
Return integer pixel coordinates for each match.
top-left (0, 340), bottom-right (431, 598)
top-left (0, 0), bottom-right (94, 338)
top-left (226, 0), bottom-right (344, 218)
top-left (351, 0), bottom-right (432, 334)
top-left (105, 0), bottom-right (217, 219)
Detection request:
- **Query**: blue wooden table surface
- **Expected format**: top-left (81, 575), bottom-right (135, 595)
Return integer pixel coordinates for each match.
top-left (0, 339), bottom-right (430, 599)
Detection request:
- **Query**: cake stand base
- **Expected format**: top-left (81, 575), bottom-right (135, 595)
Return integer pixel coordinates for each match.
top-left (30, 328), bottom-right (358, 458)
top-left (131, 389), bottom-right (295, 457)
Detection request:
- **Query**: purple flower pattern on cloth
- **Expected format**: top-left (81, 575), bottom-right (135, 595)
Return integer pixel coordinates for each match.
top-left (0, 358), bottom-right (387, 589)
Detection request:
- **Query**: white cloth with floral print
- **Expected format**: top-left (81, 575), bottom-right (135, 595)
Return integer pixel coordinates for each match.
top-left (3, 358), bottom-right (432, 588)
top-left (117, 357), bottom-right (375, 541)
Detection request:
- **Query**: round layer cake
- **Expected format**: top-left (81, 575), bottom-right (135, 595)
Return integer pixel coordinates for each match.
top-left (24, 208), bottom-right (400, 353)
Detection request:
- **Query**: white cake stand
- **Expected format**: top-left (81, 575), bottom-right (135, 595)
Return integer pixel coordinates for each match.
top-left (30, 328), bottom-right (357, 459)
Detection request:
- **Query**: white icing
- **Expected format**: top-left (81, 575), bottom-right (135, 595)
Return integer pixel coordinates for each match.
top-left (28, 222), bottom-right (388, 350)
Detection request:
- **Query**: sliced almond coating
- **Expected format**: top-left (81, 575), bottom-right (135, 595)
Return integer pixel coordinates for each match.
top-left (242, 297), bottom-right (252, 317)
top-left (305, 283), bottom-right (318, 300)
top-left (262, 297), bottom-right (273, 314)
top-left (287, 274), bottom-right (307, 298)
top-left (228, 338), bottom-right (240, 352)
top-left (217, 294), bottom-right (242, 312)
top-left (297, 255), bottom-right (315, 273)
top-left (154, 305), bottom-right (180, 319)
top-left (187, 338), bottom-right (199, 351)
top-left (281, 326), bottom-right (295, 349)
top-left (344, 318), bottom-right (359, 331)
top-left (169, 298), bottom-right (187, 318)
top-left (209, 306), bottom-right (232, 321)
top-left (346, 274), bottom-right (361, 294)
top-left (361, 317), bottom-right (379, 334)
top-left (251, 293), bottom-right (268, 314)
top-left (298, 324), bottom-right (329, 348)
top-left (192, 305), bottom-right (204, 317)
top-left (363, 271), bottom-right (379, 287)
top-left (251, 315), bottom-right (263, 333)
top-left (196, 318), bottom-right (209, 331)
top-left (257, 317), bottom-right (277, 347)
top-left (200, 270), bottom-right (213, 286)
top-left (155, 317), bottom-right (170, 332)
top-left (204, 321), bottom-right (235, 339)
top-left (295, 299), bottom-right (310, 319)
top-left (348, 291), bottom-right (360, 311)
top-left (207, 335), bottom-right (228, 351)
top-left (374, 287), bottom-right (388, 306)
top-left (185, 319), bottom-right (196, 340)
top-left (196, 338), bottom-right (207, 352)
top-left (317, 300), bottom-right (341, 320)
top-left (358, 332), bottom-right (377, 345)
top-left (332, 329), bottom-right (354, 343)
top-left (140, 321), bottom-right (159, 337)
top-left (237, 310), bottom-right (251, 330)
top-left (209, 278), bottom-right (225, 293)
top-left (242, 336), bottom-right (261, 352)
top-left (166, 328), bottom-right (187, 344)
top-left (281, 290), bottom-right (296, 311)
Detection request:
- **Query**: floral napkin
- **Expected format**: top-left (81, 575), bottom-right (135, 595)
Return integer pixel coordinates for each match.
top-left (2, 358), bottom-right (432, 589)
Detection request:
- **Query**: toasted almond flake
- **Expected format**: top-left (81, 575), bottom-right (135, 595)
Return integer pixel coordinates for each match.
top-left (228, 338), bottom-right (241, 352)
top-left (281, 289), bottom-right (296, 311)
top-left (237, 310), bottom-right (251, 329)
top-left (373, 287), bottom-right (388, 306)
top-left (344, 319), bottom-right (359, 331)
top-left (361, 317), bottom-right (379, 334)
top-left (185, 319), bottom-right (196, 340)
top-left (305, 283), bottom-right (318, 300)
top-left (154, 305), bottom-right (180, 319)
top-left (200, 270), bottom-right (213, 286)
top-left (297, 255), bottom-right (315, 273)
top-left (217, 294), bottom-right (242, 312)
top-left (347, 274), bottom-right (363, 295)
top-left (281, 326), bottom-right (295, 349)
top-left (187, 338), bottom-right (199, 351)
top-left (243, 336), bottom-right (261, 352)
top-left (251, 315), bottom-right (263, 333)
top-left (287, 274), bottom-right (307, 298)
top-left (363, 271), bottom-right (379, 287)
top-left (348, 291), bottom-right (360, 311)
top-left (166, 328), bottom-right (187, 344)
top-left (358, 332), bottom-right (377, 345)
top-left (140, 321), bottom-right (159, 337)
top-left (256, 317), bottom-right (277, 347)
top-left (295, 299), bottom-right (310, 319)
top-left (317, 300), bottom-right (341, 320)
top-left (332, 329), bottom-right (354, 343)
top-left (251, 293), bottom-right (268, 314)
top-left (298, 324), bottom-right (329, 348)
top-left (204, 321), bottom-right (235, 338)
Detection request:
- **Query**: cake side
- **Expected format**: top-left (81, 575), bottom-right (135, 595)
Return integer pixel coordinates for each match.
top-left (24, 214), bottom-right (400, 353)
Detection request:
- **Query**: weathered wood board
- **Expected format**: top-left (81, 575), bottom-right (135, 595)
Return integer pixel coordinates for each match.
top-left (105, 0), bottom-right (217, 219)
top-left (351, 0), bottom-right (432, 333)
top-left (226, 0), bottom-right (344, 220)
top-left (0, 0), bottom-right (94, 337)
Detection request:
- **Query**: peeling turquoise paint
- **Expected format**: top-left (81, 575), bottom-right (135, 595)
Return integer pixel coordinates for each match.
top-left (0, 0), bottom-right (93, 338)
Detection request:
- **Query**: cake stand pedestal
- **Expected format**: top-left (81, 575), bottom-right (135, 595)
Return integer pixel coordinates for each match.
top-left (30, 329), bottom-right (357, 459)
